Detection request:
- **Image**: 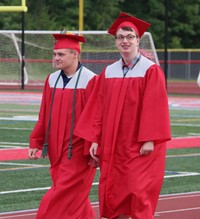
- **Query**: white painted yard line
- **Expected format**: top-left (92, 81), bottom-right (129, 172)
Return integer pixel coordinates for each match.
top-left (1, 161), bottom-right (196, 178)
top-left (167, 153), bottom-right (200, 158)
top-left (0, 209), bottom-right (37, 216)
top-left (169, 136), bottom-right (200, 139)
top-left (0, 203), bottom-right (100, 217)
top-left (0, 127), bottom-right (32, 130)
top-left (0, 162), bottom-right (48, 167)
top-left (1, 159), bottom-right (199, 177)
top-left (188, 133), bottom-right (200, 136)
top-left (0, 193), bottom-right (200, 218)
top-left (0, 166), bottom-right (49, 172)
top-left (0, 182), bottom-right (99, 195)
top-left (0, 213), bottom-right (36, 218)
top-left (2, 207), bottom-right (199, 218)
top-left (171, 123), bottom-right (200, 127)
top-left (159, 192), bottom-right (200, 200)
top-left (0, 187), bottom-right (51, 195)
top-left (164, 172), bottom-right (200, 178)
top-left (0, 116), bottom-right (38, 121)
top-left (0, 146), bottom-right (25, 149)
top-left (0, 109), bottom-right (38, 112)
top-left (156, 207), bottom-right (200, 215)
top-left (0, 142), bottom-right (28, 146)
top-left (1, 170), bottom-right (199, 195)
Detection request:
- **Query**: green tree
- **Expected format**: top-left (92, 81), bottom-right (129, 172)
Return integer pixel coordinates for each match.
top-left (0, 0), bottom-right (22, 29)
top-left (25, 1), bottom-right (57, 30)
top-left (0, 0), bottom-right (199, 48)
top-left (119, 0), bottom-right (200, 48)
top-left (84, 0), bottom-right (121, 30)
top-left (168, 0), bottom-right (200, 48)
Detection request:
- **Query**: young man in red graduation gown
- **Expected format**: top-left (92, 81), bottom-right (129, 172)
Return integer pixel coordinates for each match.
top-left (74, 12), bottom-right (171, 219)
top-left (28, 32), bottom-right (97, 219)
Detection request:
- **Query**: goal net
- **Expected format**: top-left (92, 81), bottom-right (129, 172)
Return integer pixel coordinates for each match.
top-left (0, 30), bottom-right (159, 89)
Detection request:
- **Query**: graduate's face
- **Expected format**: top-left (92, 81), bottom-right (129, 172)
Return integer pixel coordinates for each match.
top-left (115, 28), bottom-right (140, 55)
top-left (53, 49), bottom-right (78, 70)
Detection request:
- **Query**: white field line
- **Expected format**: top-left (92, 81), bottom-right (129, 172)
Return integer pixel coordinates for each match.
top-left (167, 153), bottom-right (200, 158)
top-left (1, 192), bottom-right (200, 218)
top-left (188, 133), bottom-right (200, 136)
top-left (0, 109), bottom-right (38, 112)
top-left (0, 146), bottom-right (200, 195)
top-left (0, 162), bottom-right (48, 167)
top-left (0, 170), bottom-right (199, 195)
top-left (2, 161), bottom-right (199, 177)
top-left (155, 207), bottom-right (200, 215)
top-left (0, 213), bottom-right (36, 218)
top-left (1, 142), bottom-right (199, 155)
top-left (168, 136), bottom-right (200, 139)
top-left (0, 182), bottom-right (99, 195)
top-left (171, 123), bottom-right (200, 127)
top-left (1, 207), bottom-right (200, 218)
top-left (0, 187), bottom-right (51, 195)
top-left (0, 167), bottom-right (49, 172)
top-left (0, 146), bottom-right (26, 149)
top-left (2, 161), bottom-right (198, 177)
top-left (164, 171), bottom-right (200, 178)
top-left (0, 142), bottom-right (28, 148)
top-left (0, 142), bottom-right (28, 146)
top-left (159, 191), bottom-right (200, 199)
top-left (0, 202), bottom-right (100, 217)
top-left (0, 162), bottom-right (50, 171)
top-left (0, 116), bottom-right (38, 121)
top-left (0, 127), bottom-right (32, 130)
top-left (1, 192), bottom-right (200, 216)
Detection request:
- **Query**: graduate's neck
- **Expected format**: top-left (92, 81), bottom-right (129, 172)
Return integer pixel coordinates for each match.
top-left (122, 50), bottom-right (139, 65)
top-left (62, 61), bottom-right (79, 77)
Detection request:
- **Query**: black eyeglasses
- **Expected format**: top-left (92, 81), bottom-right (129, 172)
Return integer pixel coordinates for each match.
top-left (115, 34), bottom-right (137, 41)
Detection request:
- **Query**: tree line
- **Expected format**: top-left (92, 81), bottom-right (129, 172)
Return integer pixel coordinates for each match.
top-left (0, 0), bottom-right (200, 48)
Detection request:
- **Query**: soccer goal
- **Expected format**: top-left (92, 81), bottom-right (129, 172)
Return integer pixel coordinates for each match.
top-left (0, 30), bottom-right (159, 89)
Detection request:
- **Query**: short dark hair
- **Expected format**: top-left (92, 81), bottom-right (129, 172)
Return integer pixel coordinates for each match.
top-left (118, 26), bottom-right (139, 38)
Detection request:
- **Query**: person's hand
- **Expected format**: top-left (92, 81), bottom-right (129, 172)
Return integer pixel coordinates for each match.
top-left (28, 148), bottom-right (39, 160)
top-left (89, 142), bottom-right (99, 162)
top-left (89, 157), bottom-right (100, 168)
top-left (140, 141), bottom-right (154, 155)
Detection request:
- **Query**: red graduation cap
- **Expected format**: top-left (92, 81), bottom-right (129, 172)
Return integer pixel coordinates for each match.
top-left (108, 12), bottom-right (151, 38)
top-left (53, 32), bottom-right (86, 53)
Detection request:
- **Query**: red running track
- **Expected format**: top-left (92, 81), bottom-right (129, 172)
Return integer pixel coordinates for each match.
top-left (0, 192), bottom-right (200, 219)
top-left (1, 135), bottom-right (200, 162)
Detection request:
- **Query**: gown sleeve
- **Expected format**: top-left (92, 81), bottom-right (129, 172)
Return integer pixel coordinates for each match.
top-left (74, 71), bottom-right (105, 154)
top-left (138, 65), bottom-right (171, 143)
top-left (29, 75), bottom-right (51, 149)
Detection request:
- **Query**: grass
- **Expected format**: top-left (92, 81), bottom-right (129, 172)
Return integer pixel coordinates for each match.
top-left (1, 149), bottom-right (200, 213)
top-left (0, 94), bottom-right (200, 213)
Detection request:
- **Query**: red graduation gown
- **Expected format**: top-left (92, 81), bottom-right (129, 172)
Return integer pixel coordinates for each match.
top-left (30, 66), bottom-right (97, 219)
top-left (74, 56), bottom-right (171, 219)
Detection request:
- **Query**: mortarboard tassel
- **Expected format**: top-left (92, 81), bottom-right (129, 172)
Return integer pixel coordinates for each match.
top-left (41, 143), bottom-right (48, 158)
top-left (68, 144), bottom-right (72, 159)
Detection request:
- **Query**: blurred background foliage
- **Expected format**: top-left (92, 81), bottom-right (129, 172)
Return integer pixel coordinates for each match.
top-left (0, 0), bottom-right (200, 48)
